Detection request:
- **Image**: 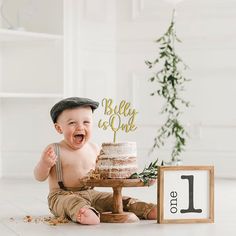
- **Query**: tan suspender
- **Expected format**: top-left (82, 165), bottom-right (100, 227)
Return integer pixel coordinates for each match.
top-left (54, 143), bottom-right (67, 190)
top-left (54, 143), bottom-right (92, 191)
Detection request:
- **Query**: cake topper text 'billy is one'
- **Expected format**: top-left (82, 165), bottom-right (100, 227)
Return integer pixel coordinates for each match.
top-left (98, 98), bottom-right (138, 142)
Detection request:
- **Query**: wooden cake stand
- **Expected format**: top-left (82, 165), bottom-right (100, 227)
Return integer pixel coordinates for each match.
top-left (80, 178), bottom-right (155, 223)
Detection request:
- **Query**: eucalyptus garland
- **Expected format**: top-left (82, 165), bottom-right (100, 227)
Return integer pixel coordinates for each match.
top-left (129, 160), bottom-right (158, 185)
top-left (145, 10), bottom-right (190, 163)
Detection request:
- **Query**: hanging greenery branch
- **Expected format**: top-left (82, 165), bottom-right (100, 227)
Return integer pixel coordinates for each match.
top-left (145, 9), bottom-right (190, 163)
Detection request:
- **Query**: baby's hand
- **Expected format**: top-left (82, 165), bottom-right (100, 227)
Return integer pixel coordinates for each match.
top-left (41, 146), bottom-right (57, 169)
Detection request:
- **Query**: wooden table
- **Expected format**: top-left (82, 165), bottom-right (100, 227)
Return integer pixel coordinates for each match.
top-left (80, 178), bottom-right (155, 223)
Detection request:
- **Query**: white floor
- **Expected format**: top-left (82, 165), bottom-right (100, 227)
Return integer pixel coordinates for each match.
top-left (0, 178), bottom-right (235, 236)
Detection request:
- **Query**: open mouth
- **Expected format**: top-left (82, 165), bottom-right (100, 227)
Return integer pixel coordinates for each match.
top-left (74, 134), bottom-right (85, 143)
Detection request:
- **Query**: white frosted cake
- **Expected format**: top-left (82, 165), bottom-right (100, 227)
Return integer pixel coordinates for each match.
top-left (95, 142), bottom-right (138, 179)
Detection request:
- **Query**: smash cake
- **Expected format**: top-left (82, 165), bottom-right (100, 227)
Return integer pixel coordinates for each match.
top-left (95, 142), bottom-right (138, 179)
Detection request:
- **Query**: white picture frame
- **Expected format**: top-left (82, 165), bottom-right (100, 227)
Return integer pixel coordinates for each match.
top-left (158, 166), bottom-right (214, 223)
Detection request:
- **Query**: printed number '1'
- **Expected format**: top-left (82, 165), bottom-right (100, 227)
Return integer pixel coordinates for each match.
top-left (180, 175), bottom-right (202, 214)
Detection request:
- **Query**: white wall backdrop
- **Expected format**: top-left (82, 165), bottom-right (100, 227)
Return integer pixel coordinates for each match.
top-left (0, 0), bottom-right (236, 178)
top-left (68, 0), bottom-right (236, 178)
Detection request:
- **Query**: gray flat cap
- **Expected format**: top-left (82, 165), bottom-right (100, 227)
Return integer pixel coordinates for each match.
top-left (50, 97), bottom-right (99, 123)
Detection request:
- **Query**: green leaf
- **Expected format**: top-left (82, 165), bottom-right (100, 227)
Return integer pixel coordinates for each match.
top-left (167, 45), bottom-right (173, 51)
top-left (149, 77), bottom-right (155, 82)
top-left (145, 60), bottom-right (153, 68)
top-left (155, 37), bottom-right (163, 43)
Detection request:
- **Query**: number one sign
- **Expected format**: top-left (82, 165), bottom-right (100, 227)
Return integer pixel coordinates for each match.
top-left (158, 166), bottom-right (214, 223)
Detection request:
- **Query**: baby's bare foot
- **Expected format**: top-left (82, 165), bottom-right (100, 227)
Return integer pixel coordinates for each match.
top-left (77, 208), bottom-right (100, 225)
top-left (147, 207), bottom-right (158, 220)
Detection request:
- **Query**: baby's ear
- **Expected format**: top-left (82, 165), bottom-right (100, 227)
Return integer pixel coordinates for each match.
top-left (54, 123), bottom-right (63, 134)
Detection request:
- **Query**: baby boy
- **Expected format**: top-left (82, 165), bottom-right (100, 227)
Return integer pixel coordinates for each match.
top-left (34, 97), bottom-right (157, 225)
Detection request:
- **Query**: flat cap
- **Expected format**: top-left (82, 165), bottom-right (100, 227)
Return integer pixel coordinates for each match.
top-left (50, 97), bottom-right (99, 123)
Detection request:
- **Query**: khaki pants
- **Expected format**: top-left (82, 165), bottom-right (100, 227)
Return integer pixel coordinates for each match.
top-left (48, 189), bottom-right (156, 222)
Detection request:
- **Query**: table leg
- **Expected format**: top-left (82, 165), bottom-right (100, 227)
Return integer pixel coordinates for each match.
top-left (112, 187), bottom-right (123, 213)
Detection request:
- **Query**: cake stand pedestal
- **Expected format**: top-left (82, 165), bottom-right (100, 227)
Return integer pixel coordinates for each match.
top-left (80, 178), bottom-right (155, 223)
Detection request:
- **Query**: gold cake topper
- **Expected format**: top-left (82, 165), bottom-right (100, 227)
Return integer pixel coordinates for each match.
top-left (98, 98), bottom-right (138, 142)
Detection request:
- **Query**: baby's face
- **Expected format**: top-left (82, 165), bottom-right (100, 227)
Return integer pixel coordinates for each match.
top-left (55, 106), bottom-right (93, 149)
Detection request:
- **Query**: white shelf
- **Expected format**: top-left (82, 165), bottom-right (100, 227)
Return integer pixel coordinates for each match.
top-left (0, 92), bottom-right (63, 98)
top-left (0, 0), bottom-right (64, 178)
top-left (0, 29), bottom-right (63, 42)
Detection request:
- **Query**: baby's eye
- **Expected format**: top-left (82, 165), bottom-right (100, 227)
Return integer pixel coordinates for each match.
top-left (84, 121), bottom-right (90, 124)
top-left (68, 121), bottom-right (76, 125)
